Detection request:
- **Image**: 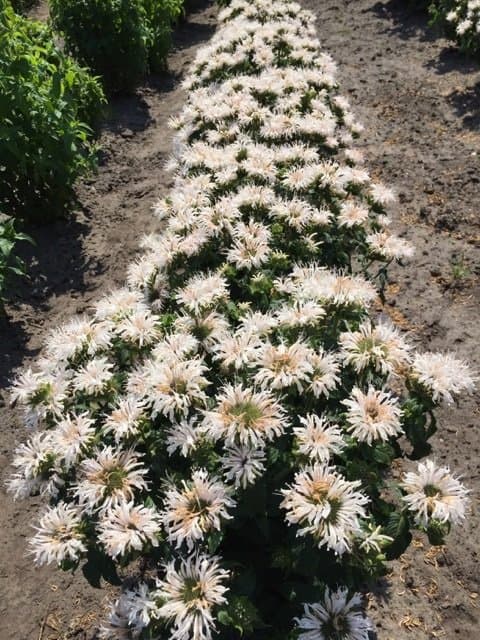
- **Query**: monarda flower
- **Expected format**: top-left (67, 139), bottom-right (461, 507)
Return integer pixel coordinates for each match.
top-left (401, 459), bottom-right (469, 527)
top-left (161, 470), bottom-right (235, 549)
top-left (155, 552), bottom-right (229, 640)
top-left (295, 587), bottom-right (372, 640)
top-left (280, 463), bottom-right (368, 555)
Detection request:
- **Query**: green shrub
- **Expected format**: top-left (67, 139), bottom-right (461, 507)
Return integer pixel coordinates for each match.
top-left (49, 0), bottom-right (150, 94)
top-left (144, 0), bottom-right (184, 72)
top-left (0, 2), bottom-right (105, 221)
top-left (0, 215), bottom-right (33, 308)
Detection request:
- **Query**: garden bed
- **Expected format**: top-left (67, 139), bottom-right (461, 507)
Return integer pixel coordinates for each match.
top-left (0, 1), bottom-right (478, 639)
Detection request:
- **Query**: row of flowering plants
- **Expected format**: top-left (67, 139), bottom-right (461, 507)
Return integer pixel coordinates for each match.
top-left (429, 0), bottom-right (480, 58)
top-left (8, 0), bottom-right (475, 638)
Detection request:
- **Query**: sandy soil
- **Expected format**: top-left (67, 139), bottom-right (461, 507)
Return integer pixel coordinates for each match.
top-left (1, 1), bottom-right (479, 639)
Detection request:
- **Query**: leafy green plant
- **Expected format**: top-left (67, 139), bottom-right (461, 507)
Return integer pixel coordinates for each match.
top-left (0, 1), bottom-right (105, 221)
top-left (0, 215), bottom-right (34, 309)
top-left (49, 0), bottom-right (151, 94)
top-left (143, 0), bottom-right (184, 72)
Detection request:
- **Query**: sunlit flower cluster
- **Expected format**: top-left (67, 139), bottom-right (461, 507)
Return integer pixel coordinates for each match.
top-left (445, 0), bottom-right (480, 52)
top-left (8, 0), bottom-right (474, 639)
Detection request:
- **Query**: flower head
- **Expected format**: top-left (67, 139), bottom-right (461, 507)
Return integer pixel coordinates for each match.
top-left (295, 587), bottom-right (372, 640)
top-left (402, 460), bottom-right (469, 527)
top-left (155, 552), bottom-right (229, 640)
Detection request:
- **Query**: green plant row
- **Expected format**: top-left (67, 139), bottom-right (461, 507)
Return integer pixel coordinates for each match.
top-left (49, 0), bottom-right (185, 94)
top-left (0, 0), bottom-right (105, 222)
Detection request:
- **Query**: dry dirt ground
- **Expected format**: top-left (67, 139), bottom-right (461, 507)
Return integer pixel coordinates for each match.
top-left (0, 1), bottom-right (479, 639)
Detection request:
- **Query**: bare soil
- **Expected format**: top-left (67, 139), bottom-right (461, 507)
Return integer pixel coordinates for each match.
top-left (1, 1), bottom-right (479, 639)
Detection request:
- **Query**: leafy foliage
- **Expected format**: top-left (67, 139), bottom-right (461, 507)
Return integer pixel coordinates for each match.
top-left (0, 1), bottom-right (105, 221)
top-left (0, 215), bottom-right (33, 307)
top-left (49, 0), bottom-right (185, 92)
top-left (144, 0), bottom-right (185, 72)
top-left (49, 0), bottom-right (150, 94)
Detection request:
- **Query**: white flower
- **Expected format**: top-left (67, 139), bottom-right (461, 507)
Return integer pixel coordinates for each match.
top-left (309, 350), bottom-right (341, 398)
top-left (294, 415), bottom-right (345, 462)
top-left (98, 500), bottom-right (161, 558)
top-left (73, 357), bottom-right (114, 395)
top-left (410, 352), bottom-right (476, 404)
top-left (74, 447), bottom-right (148, 512)
top-left (275, 300), bottom-right (326, 328)
top-left (280, 464), bottom-right (368, 555)
top-left (254, 340), bottom-right (315, 392)
top-left (369, 183), bottom-right (396, 205)
top-left (52, 412), bottom-right (96, 467)
top-left (103, 397), bottom-right (147, 442)
top-left (402, 460), bottom-right (469, 527)
top-left (116, 310), bottom-right (160, 347)
top-left (221, 443), bottom-right (266, 489)
top-left (203, 383), bottom-right (286, 447)
top-left (339, 320), bottom-right (410, 376)
top-left (166, 419), bottom-right (203, 457)
top-left (212, 329), bottom-right (263, 370)
top-left (227, 219), bottom-right (271, 270)
top-left (176, 272), bottom-right (229, 315)
top-left (337, 201), bottom-right (369, 228)
top-left (29, 503), bottom-right (86, 566)
top-left (295, 587), bottom-right (372, 640)
top-left (155, 552), bottom-right (229, 640)
top-left (162, 469), bottom-right (235, 549)
top-left (366, 231), bottom-right (414, 261)
top-left (342, 386), bottom-right (403, 445)
top-left (143, 357), bottom-right (209, 419)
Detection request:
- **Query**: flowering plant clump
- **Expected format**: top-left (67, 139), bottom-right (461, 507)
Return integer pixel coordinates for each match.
top-left (8, 0), bottom-right (475, 638)
top-left (430, 0), bottom-right (480, 56)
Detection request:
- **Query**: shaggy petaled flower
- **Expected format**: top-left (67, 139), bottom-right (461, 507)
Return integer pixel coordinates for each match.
top-left (294, 415), bottom-right (345, 462)
top-left (52, 412), bottom-right (96, 467)
top-left (166, 419), bottom-right (203, 457)
top-left (340, 320), bottom-right (410, 375)
top-left (103, 397), bottom-right (147, 442)
top-left (162, 470), bottom-right (235, 549)
top-left (254, 340), bottom-right (315, 392)
top-left (98, 501), bottom-right (161, 558)
top-left (213, 329), bottom-right (263, 370)
top-left (116, 310), bottom-right (160, 347)
top-left (366, 231), bottom-right (414, 261)
top-left (295, 588), bottom-right (372, 640)
top-left (176, 273), bottom-right (229, 315)
top-left (155, 552), bottom-right (229, 640)
top-left (73, 357), bottom-right (114, 396)
top-left (74, 447), bottom-right (148, 512)
top-left (309, 350), bottom-right (341, 398)
top-left (203, 383), bottom-right (286, 447)
top-left (143, 358), bottom-right (209, 419)
top-left (402, 460), bottom-right (469, 527)
top-left (221, 443), bottom-right (266, 489)
top-left (410, 352), bottom-right (476, 404)
top-left (342, 386), bottom-right (403, 445)
top-left (280, 464), bottom-right (368, 554)
top-left (29, 502), bottom-right (86, 566)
